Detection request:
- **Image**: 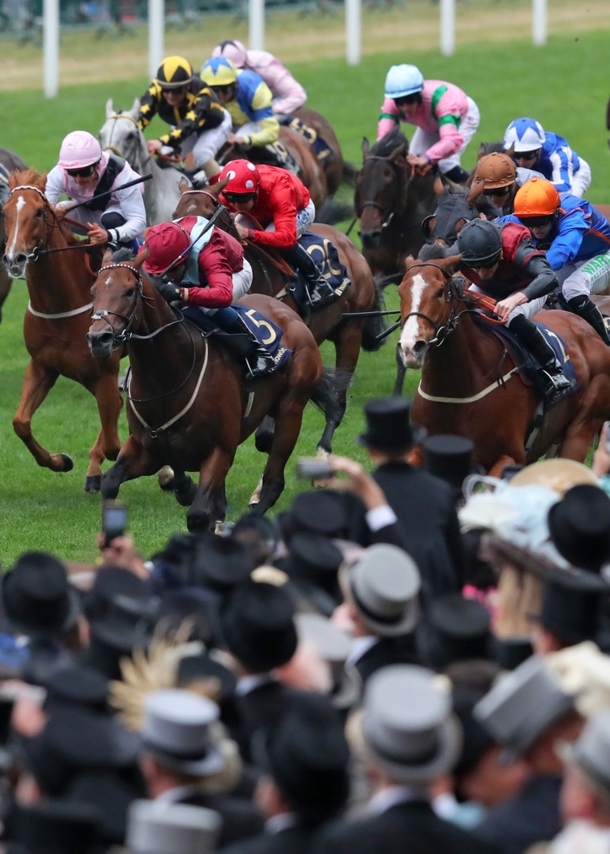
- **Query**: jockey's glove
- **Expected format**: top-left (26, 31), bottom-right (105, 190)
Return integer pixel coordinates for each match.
top-left (155, 281), bottom-right (183, 303)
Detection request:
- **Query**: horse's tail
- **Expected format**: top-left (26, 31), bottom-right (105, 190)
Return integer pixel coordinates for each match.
top-left (310, 367), bottom-right (353, 425)
top-left (361, 279), bottom-right (390, 353)
top-left (342, 161), bottom-right (358, 187)
top-left (314, 197), bottom-right (355, 225)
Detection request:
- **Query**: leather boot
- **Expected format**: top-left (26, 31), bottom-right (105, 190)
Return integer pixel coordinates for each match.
top-left (213, 307), bottom-right (277, 378)
top-left (509, 315), bottom-right (571, 400)
top-left (283, 243), bottom-right (336, 309)
top-left (567, 295), bottom-right (610, 345)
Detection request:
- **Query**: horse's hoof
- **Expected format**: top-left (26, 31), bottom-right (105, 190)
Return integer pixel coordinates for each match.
top-left (158, 465), bottom-right (175, 491)
top-left (316, 446), bottom-right (330, 459)
top-left (175, 479), bottom-right (197, 507)
top-left (248, 477), bottom-right (264, 507)
top-left (60, 454), bottom-right (74, 472)
top-left (84, 474), bottom-right (102, 493)
top-left (186, 512), bottom-right (209, 533)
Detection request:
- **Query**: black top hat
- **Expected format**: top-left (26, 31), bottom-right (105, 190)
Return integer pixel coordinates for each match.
top-left (548, 485), bottom-right (610, 572)
top-left (83, 566), bottom-right (159, 623)
top-left (535, 569), bottom-right (608, 646)
top-left (191, 534), bottom-right (253, 591)
top-left (1, 552), bottom-right (80, 639)
top-left (155, 589), bottom-right (214, 645)
top-left (358, 396), bottom-right (426, 452)
top-left (423, 434), bottom-right (475, 491)
top-left (10, 802), bottom-right (102, 854)
top-left (452, 688), bottom-right (494, 782)
top-left (280, 492), bottom-right (348, 541)
top-left (417, 594), bottom-right (493, 671)
top-left (221, 580), bottom-right (297, 673)
top-left (286, 533), bottom-right (343, 588)
top-left (253, 695), bottom-right (350, 825)
top-left (42, 661), bottom-right (109, 713)
top-left (177, 653), bottom-right (237, 705)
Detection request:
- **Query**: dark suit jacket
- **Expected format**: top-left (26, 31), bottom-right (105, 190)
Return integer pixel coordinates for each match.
top-left (474, 774), bottom-right (562, 854)
top-left (353, 635), bottom-right (420, 685)
top-left (220, 825), bottom-right (315, 854)
top-left (315, 800), bottom-right (501, 854)
top-left (177, 790), bottom-right (265, 848)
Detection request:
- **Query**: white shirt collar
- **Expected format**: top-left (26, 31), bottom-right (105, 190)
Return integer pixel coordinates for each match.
top-left (156, 784), bottom-right (204, 804)
top-left (235, 672), bottom-right (276, 696)
top-left (346, 635), bottom-right (378, 667)
top-left (368, 785), bottom-right (429, 815)
top-left (265, 813), bottom-right (299, 835)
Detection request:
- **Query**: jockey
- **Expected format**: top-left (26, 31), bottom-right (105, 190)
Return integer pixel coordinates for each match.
top-left (218, 159), bottom-right (335, 309)
top-left (46, 130), bottom-right (146, 249)
top-left (503, 118), bottom-right (591, 197)
top-left (457, 218), bottom-right (571, 400)
top-left (507, 177), bottom-right (610, 345)
top-left (210, 40), bottom-right (306, 116)
top-left (469, 151), bottom-right (543, 217)
top-left (141, 219), bottom-right (278, 378)
top-left (136, 55), bottom-right (232, 183)
top-left (378, 64), bottom-right (480, 184)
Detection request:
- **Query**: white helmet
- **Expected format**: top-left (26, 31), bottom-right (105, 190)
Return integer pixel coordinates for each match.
top-left (384, 64), bottom-right (424, 100)
top-left (211, 39), bottom-right (248, 69)
top-left (503, 118), bottom-right (546, 153)
top-left (58, 131), bottom-right (102, 169)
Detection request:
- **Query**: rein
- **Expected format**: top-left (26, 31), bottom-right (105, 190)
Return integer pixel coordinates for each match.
top-left (357, 152), bottom-right (408, 226)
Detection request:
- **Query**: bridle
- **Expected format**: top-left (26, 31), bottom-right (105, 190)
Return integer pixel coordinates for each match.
top-left (6, 185), bottom-right (77, 262)
top-left (102, 113), bottom-right (151, 171)
top-left (357, 153), bottom-right (408, 229)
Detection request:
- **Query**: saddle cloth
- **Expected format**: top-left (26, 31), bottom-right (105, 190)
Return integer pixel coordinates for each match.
top-left (289, 231), bottom-right (351, 312)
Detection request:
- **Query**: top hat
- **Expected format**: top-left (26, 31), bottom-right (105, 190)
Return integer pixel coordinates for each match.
top-left (84, 566), bottom-right (159, 623)
top-left (357, 397), bottom-right (426, 452)
top-left (221, 580), bottom-right (297, 672)
top-left (10, 802), bottom-right (102, 854)
top-left (126, 800), bottom-right (221, 854)
top-left (340, 544), bottom-right (421, 637)
top-left (286, 532), bottom-right (343, 591)
top-left (142, 689), bottom-right (225, 776)
top-left (547, 485), bottom-right (610, 572)
top-left (155, 589), bottom-right (214, 645)
top-left (474, 655), bottom-right (574, 762)
top-left (535, 570), bottom-right (608, 646)
top-left (423, 434), bottom-right (475, 491)
top-left (280, 491), bottom-right (348, 541)
top-left (1, 552), bottom-right (80, 639)
top-left (43, 661), bottom-right (109, 712)
top-left (417, 594), bottom-right (493, 672)
top-left (177, 653), bottom-right (237, 706)
top-left (295, 612), bottom-right (361, 710)
top-left (561, 709), bottom-right (610, 802)
top-left (191, 534), bottom-right (253, 591)
top-left (361, 664), bottom-right (462, 784)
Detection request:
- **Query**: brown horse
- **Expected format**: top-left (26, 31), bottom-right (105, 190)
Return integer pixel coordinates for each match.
top-left (87, 250), bottom-right (323, 531)
top-left (293, 107), bottom-right (345, 197)
top-left (0, 147), bottom-right (29, 321)
top-left (172, 181), bottom-right (384, 454)
top-left (2, 170), bottom-right (123, 490)
top-left (397, 256), bottom-right (610, 471)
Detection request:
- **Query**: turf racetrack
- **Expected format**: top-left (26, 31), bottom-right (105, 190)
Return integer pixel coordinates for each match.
top-left (0, 31), bottom-right (609, 562)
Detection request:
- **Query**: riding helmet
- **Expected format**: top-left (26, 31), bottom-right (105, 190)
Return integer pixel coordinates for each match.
top-left (212, 39), bottom-right (248, 68)
top-left (473, 152), bottom-right (516, 189)
top-left (219, 160), bottom-right (260, 194)
top-left (513, 177), bottom-right (560, 218)
top-left (143, 222), bottom-right (190, 276)
top-left (156, 56), bottom-right (193, 90)
top-left (200, 57), bottom-right (238, 88)
top-left (457, 219), bottom-right (503, 266)
top-left (384, 64), bottom-right (424, 100)
top-left (503, 118), bottom-right (545, 153)
top-left (58, 130), bottom-right (102, 169)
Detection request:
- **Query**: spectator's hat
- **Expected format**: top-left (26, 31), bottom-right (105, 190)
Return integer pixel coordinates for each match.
top-left (84, 566), bottom-right (159, 623)
top-left (43, 661), bottom-right (109, 712)
top-left (1, 552), bottom-right (80, 639)
top-left (142, 689), bottom-right (224, 776)
top-left (452, 688), bottom-right (495, 781)
top-left (361, 665), bottom-right (461, 783)
top-left (65, 771), bottom-right (137, 846)
top-left (155, 589), bottom-right (214, 645)
top-left (340, 544), bottom-right (421, 637)
top-left (534, 570), bottom-right (608, 646)
top-left (474, 655), bottom-right (574, 762)
top-left (126, 800), bottom-right (221, 854)
top-left (279, 491), bottom-right (347, 541)
top-left (561, 710), bottom-right (610, 803)
top-left (295, 612), bottom-right (361, 709)
top-left (177, 653), bottom-right (237, 706)
top-left (8, 802), bottom-right (101, 854)
top-left (357, 397), bottom-right (426, 452)
top-left (510, 458), bottom-right (599, 495)
top-left (547, 485), bottom-right (610, 572)
top-left (286, 533), bottom-right (343, 585)
top-left (221, 580), bottom-right (297, 672)
top-left (192, 534), bottom-right (253, 591)
top-left (417, 594), bottom-right (493, 671)
top-left (423, 434), bottom-right (475, 491)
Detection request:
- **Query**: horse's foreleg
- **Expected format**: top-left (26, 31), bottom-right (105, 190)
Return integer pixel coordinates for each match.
top-left (317, 326), bottom-right (359, 455)
top-left (101, 436), bottom-right (160, 499)
top-left (84, 375), bottom-right (124, 493)
top-left (255, 398), bottom-right (307, 515)
top-left (186, 446), bottom-right (235, 532)
top-left (393, 344), bottom-right (407, 396)
top-left (13, 360), bottom-right (72, 472)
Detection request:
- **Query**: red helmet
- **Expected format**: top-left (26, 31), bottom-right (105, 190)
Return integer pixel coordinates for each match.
top-left (219, 160), bottom-right (260, 195)
top-left (143, 222), bottom-right (190, 275)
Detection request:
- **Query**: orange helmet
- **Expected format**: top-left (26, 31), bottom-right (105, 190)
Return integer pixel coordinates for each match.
top-left (514, 177), bottom-right (560, 218)
top-left (473, 152), bottom-right (516, 189)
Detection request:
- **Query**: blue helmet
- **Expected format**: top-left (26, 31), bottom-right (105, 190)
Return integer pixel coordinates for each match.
top-left (384, 64), bottom-right (424, 100)
top-left (503, 118), bottom-right (546, 153)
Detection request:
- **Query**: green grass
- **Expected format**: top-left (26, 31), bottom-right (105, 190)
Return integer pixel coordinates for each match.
top-left (1, 29), bottom-right (610, 563)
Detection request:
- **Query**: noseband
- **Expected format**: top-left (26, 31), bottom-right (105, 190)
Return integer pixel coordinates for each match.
top-left (7, 185), bottom-right (66, 262)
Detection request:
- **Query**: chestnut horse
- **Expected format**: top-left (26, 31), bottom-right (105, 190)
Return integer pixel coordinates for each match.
top-left (398, 255), bottom-right (610, 471)
top-left (87, 250), bottom-right (323, 531)
top-left (172, 180), bottom-right (385, 455)
top-left (2, 171), bottom-right (123, 490)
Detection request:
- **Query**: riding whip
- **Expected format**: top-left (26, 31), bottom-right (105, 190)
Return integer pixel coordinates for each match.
top-left (65, 174), bottom-right (153, 213)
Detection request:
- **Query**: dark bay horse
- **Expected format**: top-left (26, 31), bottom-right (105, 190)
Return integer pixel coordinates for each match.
top-left (398, 255), bottom-right (610, 471)
top-left (0, 147), bottom-right (29, 321)
top-left (2, 170), bottom-right (123, 490)
top-left (87, 250), bottom-right (323, 531)
top-left (172, 181), bottom-right (385, 455)
top-left (293, 107), bottom-right (345, 198)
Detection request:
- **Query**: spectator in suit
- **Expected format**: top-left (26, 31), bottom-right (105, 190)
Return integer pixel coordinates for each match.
top-left (125, 799), bottom-right (221, 854)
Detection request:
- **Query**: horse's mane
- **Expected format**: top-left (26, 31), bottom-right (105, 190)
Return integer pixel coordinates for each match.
top-left (478, 141), bottom-right (505, 157)
top-left (12, 168), bottom-right (44, 187)
top-left (112, 247), bottom-right (136, 263)
top-left (371, 129), bottom-right (409, 158)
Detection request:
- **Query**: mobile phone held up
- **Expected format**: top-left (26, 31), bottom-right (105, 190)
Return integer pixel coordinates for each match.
top-left (102, 501), bottom-right (128, 545)
top-left (295, 457), bottom-right (334, 481)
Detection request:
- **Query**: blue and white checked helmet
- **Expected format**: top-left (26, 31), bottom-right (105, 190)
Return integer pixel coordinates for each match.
top-left (384, 64), bottom-right (424, 99)
top-left (503, 118), bottom-right (546, 153)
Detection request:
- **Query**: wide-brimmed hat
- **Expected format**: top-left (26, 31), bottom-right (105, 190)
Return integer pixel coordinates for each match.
top-left (560, 710), bottom-right (610, 803)
top-left (357, 397), bottom-right (426, 452)
top-left (547, 485), bottom-right (610, 573)
top-left (340, 544), bottom-right (421, 637)
top-left (474, 655), bottom-right (574, 763)
top-left (126, 800), bottom-right (221, 854)
top-left (534, 569), bottom-right (608, 646)
top-left (1, 552), bottom-right (80, 639)
top-left (142, 689), bottom-right (225, 777)
top-left (417, 593), bottom-right (494, 671)
top-left (295, 612), bottom-right (361, 709)
top-left (361, 665), bottom-right (462, 783)
top-left (423, 434), bottom-right (475, 492)
top-left (9, 802), bottom-right (102, 854)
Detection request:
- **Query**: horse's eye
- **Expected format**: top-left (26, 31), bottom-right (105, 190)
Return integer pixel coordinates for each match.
top-left (35, 209), bottom-right (43, 218)
top-left (124, 288), bottom-right (135, 298)
top-left (434, 288), bottom-right (445, 299)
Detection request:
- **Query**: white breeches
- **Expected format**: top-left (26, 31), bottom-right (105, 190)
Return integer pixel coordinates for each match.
top-left (570, 157), bottom-right (592, 198)
top-left (179, 110), bottom-right (232, 168)
top-left (556, 251), bottom-right (610, 300)
top-left (410, 97), bottom-right (480, 174)
top-left (198, 259), bottom-right (253, 315)
top-left (235, 199), bottom-right (316, 238)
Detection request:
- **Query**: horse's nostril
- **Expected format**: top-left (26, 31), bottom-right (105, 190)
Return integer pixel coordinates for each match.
top-left (413, 340), bottom-right (427, 357)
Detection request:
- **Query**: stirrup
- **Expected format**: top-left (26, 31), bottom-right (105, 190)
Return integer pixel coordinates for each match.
top-left (309, 280), bottom-right (337, 309)
top-left (245, 349), bottom-right (277, 378)
top-left (541, 368), bottom-right (571, 400)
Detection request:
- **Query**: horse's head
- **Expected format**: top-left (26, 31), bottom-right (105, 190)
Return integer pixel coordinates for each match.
top-left (87, 247), bottom-right (150, 359)
top-left (422, 185), bottom-right (478, 247)
top-left (172, 176), bottom-right (229, 218)
top-left (3, 170), bottom-right (51, 278)
top-left (99, 98), bottom-right (144, 167)
top-left (355, 132), bottom-right (410, 250)
top-left (398, 255), bottom-right (462, 368)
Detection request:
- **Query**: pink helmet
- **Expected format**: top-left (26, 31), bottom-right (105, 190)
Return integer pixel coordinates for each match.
top-left (211, 39), bottom-right (248, 68)
top-left (58, 131), bottom-right (102, 170)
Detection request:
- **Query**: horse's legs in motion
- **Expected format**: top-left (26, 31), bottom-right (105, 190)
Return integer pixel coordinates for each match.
top-left (556, 377), bottom-right (610, 461)
top-left (255, 395), bottom-right (308, 515)
top-left (101, 436), bottom-right (160, 499)
top-left (83, 374), bottom-right (124, 493)
top-left (393, 344), bottom-right (407, 396)
top-left (317, 325), bottom-right (360, 455)
top-left (187, 445), bottom-right (235, 532)
top-left (13, 360), bottom-right (74, 472)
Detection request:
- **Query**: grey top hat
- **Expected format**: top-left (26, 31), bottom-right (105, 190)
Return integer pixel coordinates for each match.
top-left (474, 655), bottom-right (574, 763)
top-left (562, 710), bottom-right (610, 800)
top-left (126, 800), bottom-right (221, 854)
top-left (340, 544), bottom-right (421, 637)
top-left (142, 690), bottom-right (225, 776)
top-left (295, 612), bottom-right (361, 709)
top-left (361, 664), bottom-right (462, 784)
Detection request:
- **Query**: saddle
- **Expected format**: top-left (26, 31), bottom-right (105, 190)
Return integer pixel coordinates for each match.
top-left (287, 232), bottom-right (351, 315)
top-left (278, 116), bottom-right (334, 164)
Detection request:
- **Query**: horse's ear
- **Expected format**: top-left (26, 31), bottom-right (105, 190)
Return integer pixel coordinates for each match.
top-left (390, 143), bottom-right (407, 161)
top-left (210, 176), bottom-right (229, 197)
top-left (132, 246), bottom-right (149, 270)
top-left (130, 97), bottom-right (141, 118)
top-left (102, 248), bottom-right (114, 265)
top-left (105, 98), bottom-right (114, 119)
top-left (505, 143), bottom-right (514, 159)
top-left (38, 172), bottom-right (47, 192)
top-left (362, 137), bottom-right (370, 160)
top-left (179, 177), bottom-right (190, 194)
top-left (404, 255), bottom-right (416, 270)
top-left (438, 254), bottom-right (462, 273)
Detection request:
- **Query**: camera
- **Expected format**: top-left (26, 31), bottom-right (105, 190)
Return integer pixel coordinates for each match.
top-left (295, 457), bottom-right (334, 481)
top-left (102, 501), bottom-right (128, 544)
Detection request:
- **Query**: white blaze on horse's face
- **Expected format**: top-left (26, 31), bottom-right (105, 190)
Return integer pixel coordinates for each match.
top-left (5, 195), bottom-right (27, 278)
top-left (400, 273), bottom-right (428, 368)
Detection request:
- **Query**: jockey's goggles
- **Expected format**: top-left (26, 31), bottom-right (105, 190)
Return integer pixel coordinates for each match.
top-left (470, 253), bottom-right (501, 270)
top-left (483, 185), bottom-right (511, 196)
top-left (224, 191), bottom-right (256, 204)
top-left (514, 150), bottom-right (540, 162)
top-left (162, 85), bottom-right (189, 97)
top-left (519, 214), bottom-right (554, 229)
top-left (66, 163), bottom-right (98, 178)
top-left (394, 93), bottom-right (421, 107)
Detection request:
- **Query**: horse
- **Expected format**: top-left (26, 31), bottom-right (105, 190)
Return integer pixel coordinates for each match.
top-left (354, 129), bottom-right (437, 285)
top-left (397, 255), bottom-right (610, 472)
top-left (0, 147), bottom-right (29, 321)
top-left (293, 107), bottom-right (345, 198)
top-left (100, 98), bottom-right (186, 224)
top-left (87, 249), bottom-right (325, 531)
top-left (2, 170), bottom-right (123, 490)
top-left (172, 180), bottom-right (385, 456)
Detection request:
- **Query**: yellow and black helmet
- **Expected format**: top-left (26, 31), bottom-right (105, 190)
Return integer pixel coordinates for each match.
top-left (156, 56), bottom-right (194, 90)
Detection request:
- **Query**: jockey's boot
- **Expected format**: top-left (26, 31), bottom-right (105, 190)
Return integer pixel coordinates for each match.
top-left (283, 243), bottom-right (336, 309)
top-left (567, 295), bottom-right (610, 345)
top-left (509, 315), bottom-right (571, 400)
top-left (213, 307), bottom-right (277, 378)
